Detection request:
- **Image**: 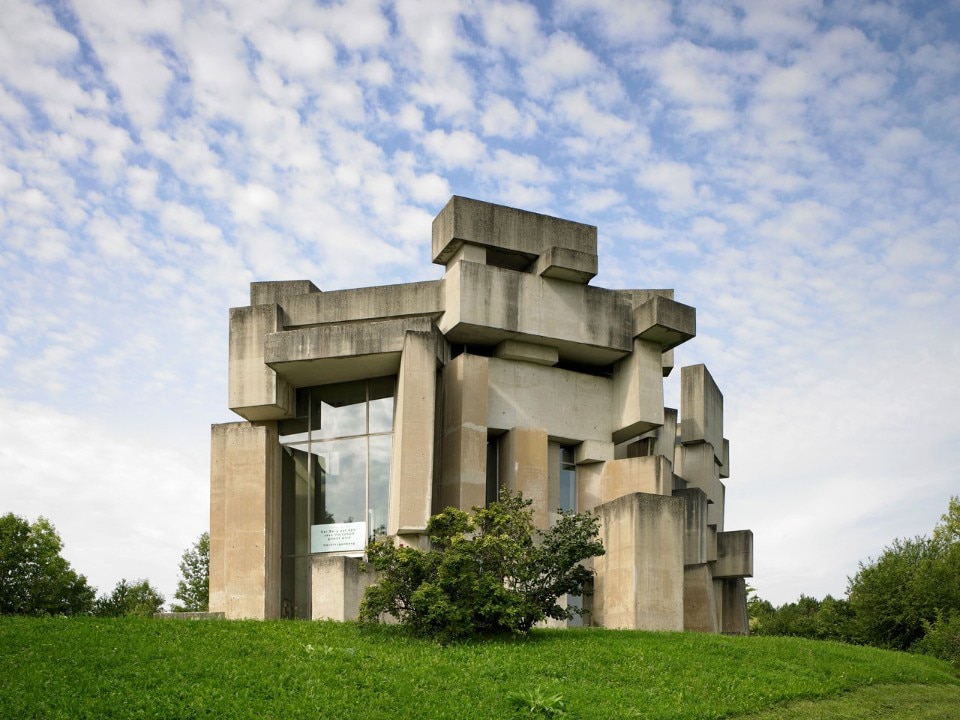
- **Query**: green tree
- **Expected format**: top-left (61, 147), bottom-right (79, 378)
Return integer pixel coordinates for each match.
top-left (0, 513), bottom-right (95, 616)
top-left (93, 578), bottom-right (164, 617)
top-left (848, 532), bottom-right (960, 651)
top-left (172, 531), bottom-right (209, 612)
top-left (360, 491), bottom-right (604, 641)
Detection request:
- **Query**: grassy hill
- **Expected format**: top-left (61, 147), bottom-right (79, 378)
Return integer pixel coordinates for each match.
top-left (1, 617), bottom-right (957, 719)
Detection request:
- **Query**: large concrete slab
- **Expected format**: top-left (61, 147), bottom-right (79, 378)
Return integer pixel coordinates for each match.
top-left (593, 492), bottom-right (685, 631)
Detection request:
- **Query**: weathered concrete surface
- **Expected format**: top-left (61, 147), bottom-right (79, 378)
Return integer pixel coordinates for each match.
top-left (228, 305), bottom-right (295, 421)
top-left (633, 296), bottom-right (696, 351)
top-left (683, 564), bottom-right (718, 632)
top-left (593, 492), bottom-right (685, 631)
top-left (439, 353), bottom-right (489, 512)
top-left (715, 530), bottom-right (754, 579)
top-left (681, 364), bottom-right (724, 462)
top-left (209, 421), bottom-right (281, 620)
top-left (311, 556), bottom-right (376, 621)
top-left (500, 427), bottom-right (550, 528)
top-left (390, 329), bottom-right (440, 535)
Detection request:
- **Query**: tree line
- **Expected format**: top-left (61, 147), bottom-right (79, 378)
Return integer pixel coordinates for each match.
top-left (750, 495), bottom-right (960, 668)
top-left (0, 512), bottom-right (208, 617)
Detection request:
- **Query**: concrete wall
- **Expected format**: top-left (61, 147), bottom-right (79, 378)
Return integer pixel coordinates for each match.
top-left (311, 556), bottom-right (375, 621)
top-left (593, 493), bottom-right (685, 631)
top-left (438, 353), bottom-right (489, 512)
top-left (209, 421), bottom-right (281, 619)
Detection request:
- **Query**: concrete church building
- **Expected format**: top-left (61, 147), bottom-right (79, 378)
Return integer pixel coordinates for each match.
top-left (209, 195), bottom-right (754, 633)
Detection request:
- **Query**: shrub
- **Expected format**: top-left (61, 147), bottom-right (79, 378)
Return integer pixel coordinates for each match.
top-left (93, 579), bottom-right (164, 617)
top-left (359, 491), bottom-right (604, 641)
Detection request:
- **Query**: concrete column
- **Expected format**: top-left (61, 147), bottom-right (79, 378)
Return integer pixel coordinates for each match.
top-left (389, 330), bottom-right (439, 535)
top-left (599, 455), bottom-right (672, 505)
top-left (592, 492), bottom-right (685, 631)
top-left (611, 338), bottom-right (664, 443)
top-left (681, 364), bottom-right (723, 463)
top-left (719, 578), bottom-right (750, 635)
top-left (209, 421), bottom-right (281, 619)
top-left (683, 564), bottom-right (719, 632)
top-left (674, 487), bottom-right (709, 566)
top-left (500, 427), bottom-right (550, 528)
top-left (228, 304), bottom-right (295, 421)
top-left (439, 353), bottom-right (489, 512)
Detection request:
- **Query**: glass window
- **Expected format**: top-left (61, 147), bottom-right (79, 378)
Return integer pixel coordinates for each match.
top-left (559, 445), bottom-right (577, 513)
top-left (280, 377), bottom-right (395, 569)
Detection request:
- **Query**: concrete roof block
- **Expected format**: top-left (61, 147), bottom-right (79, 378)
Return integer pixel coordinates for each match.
top-left (282, 280), bottom-right (442, 328)
top-left (250, 280), bottom-right (319, 307)
top-left (432, 195), bottom-right (597, 265)
top-left (633, 296), bottom-right (696, 350)
top-left (680, 364), bottom-right (724, 457)
top-left (534, 246), bottom-right (598, 284)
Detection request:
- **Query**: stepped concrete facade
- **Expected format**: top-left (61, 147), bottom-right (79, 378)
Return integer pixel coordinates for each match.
top-left (209, 195), bottom-right (753, 632)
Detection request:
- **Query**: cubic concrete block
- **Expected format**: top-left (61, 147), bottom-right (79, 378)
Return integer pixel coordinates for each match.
top-left (593, 492), bottom-right (685, 631)
top-left (228, 304), bottom-right (295, 421)
top-left (633, 296), bottom-right (696, 351)
top-left (432, 195), bottom-right (597, 266)
top-left (250, 279), bottom-right (319, 307)
top-left (533, 246), bottom-right (598, 284)
top-left (681, 364), bottom-right (724, 463)
top-left (715, 530), bottom-right (754, 579)
top-left (720, 438), bottom-right (730, 479)
top-left (600, 455), bottom-right (673, 504)
top-left (312, 556), bottom-right (375, 621)
top-left (676, 441), bottom-right (722, 505)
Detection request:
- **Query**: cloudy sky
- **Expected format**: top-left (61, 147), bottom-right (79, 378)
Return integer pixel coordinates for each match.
top-left (2, 0), bottom-right (958, 609)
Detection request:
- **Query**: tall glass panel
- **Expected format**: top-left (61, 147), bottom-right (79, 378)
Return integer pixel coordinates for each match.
top-left (311, 382), bottom-right (365, 439)
top-left (280, 444), bottom-right (312, 618)
top-left (310, 437), bottom-right (366, 553)
top-left (368, 434), bottom-right (392, 537)
top-left (559, 446), bottom-right (576, 512)
top-left (368, 376), bottom-right (395, 434)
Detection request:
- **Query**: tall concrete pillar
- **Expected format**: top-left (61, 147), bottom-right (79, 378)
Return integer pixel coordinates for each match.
top-left (683, 564), bottom-right (719, 632)
top-left (209, 421), bottom-right (282, 619)
top-left (499, 427), bottom-right (550, 526)
top-left (439, 353), bottom-right (489, 512)
top-left (612, 338), bottom-right (665, 443)
top-left (389, 330), bottom-right (440, 535)
top-left (593, 492), bottom-right (685, 630)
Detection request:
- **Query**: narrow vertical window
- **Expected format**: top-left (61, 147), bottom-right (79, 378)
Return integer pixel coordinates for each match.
top-left (559, 445), bottom-right (577, 513)
top-left (486, 438), bottom-right (499, 506)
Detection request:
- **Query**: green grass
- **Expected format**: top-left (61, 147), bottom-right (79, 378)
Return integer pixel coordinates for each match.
top-left (1, 617), bottom-right (957, 719)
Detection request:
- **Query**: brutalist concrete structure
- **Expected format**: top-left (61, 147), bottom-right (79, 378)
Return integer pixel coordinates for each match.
top-left (209, 196), bottom-right (753, 632)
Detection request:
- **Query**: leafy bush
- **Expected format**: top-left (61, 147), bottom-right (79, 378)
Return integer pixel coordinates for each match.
top-left (93, 579), bottom-right (164, 617)
top-left (0, 513), bottom-right (95, 616)
top-left (359, 491), bottom-right (604, 641)
top-left (914, 612), bottom-right (960, 669)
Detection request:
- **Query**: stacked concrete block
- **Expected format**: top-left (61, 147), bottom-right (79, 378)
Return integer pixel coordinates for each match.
top-left (209, 195), bottom-right (754, 630)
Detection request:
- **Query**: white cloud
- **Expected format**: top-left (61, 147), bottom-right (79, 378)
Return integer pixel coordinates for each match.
top-left (556, 0), bottom-right (673, 43)
top-left (423, 129), bottom-right (488, 168)
top-left (521, 32), bottom-right (601, 98)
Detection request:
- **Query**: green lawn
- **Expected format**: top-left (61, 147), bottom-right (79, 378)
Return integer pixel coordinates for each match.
top-left (1, 617), bottom-right (956, 719)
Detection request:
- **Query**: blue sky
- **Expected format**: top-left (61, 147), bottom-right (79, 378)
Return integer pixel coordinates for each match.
top-left (1, 0), bottom-right (958, 607)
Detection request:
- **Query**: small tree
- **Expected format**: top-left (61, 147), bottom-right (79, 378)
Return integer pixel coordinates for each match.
top-left (0, 513), bottom-right (95, 616)
top-left (360, 491), bottom-right (604, 641)
top-left (172, 531), bottom-right (209, 612)
top-left (93, 579), bottom-right (164, 617)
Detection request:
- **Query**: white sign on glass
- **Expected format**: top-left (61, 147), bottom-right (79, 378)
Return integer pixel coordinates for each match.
top-left (311, 521), bottom-right (366, 553)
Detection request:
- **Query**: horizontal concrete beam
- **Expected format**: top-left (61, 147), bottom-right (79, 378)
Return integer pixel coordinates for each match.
top-left (282, 280), bottom-right (442, 328)
top-left (432, 195), bottom-right (597, 266)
